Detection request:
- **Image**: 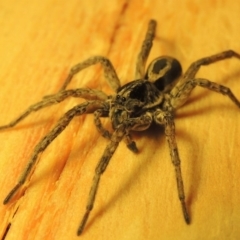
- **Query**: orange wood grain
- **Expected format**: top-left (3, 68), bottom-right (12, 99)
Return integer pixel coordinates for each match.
top-left (0, 1), bottom-right (240, 239)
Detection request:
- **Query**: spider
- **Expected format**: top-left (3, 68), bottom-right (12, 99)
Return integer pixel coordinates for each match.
top-left (1, 19), bottom-right (240, 236)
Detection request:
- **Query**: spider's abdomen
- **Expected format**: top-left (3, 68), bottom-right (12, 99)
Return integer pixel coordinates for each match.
top-left (145, 56), bottom-right (182, 92)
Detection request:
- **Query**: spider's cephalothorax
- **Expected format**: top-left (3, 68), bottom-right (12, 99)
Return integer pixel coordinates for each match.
top-left (1, 19), bottom-right (240, 236)
top-left (110, 80), bottom-right (162, 130)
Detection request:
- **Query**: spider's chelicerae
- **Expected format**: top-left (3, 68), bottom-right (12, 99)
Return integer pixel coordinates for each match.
top-left (1, 19), bottom-right (240, 235)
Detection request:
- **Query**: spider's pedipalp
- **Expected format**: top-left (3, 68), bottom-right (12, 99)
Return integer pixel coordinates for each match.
top-left (123, 133), bottom-right (138, 153)
top-left (94, 109), bottom-right (139, 152)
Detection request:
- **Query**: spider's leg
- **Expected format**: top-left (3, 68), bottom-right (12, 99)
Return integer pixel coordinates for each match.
top-left (43, 87), bottom-right (108, 101)
top-left (154, 110), bottom-right (190, 224)
top-left (135, 19), bottom-right (156, 79)
top-left (94, 109), bottom-right (139, 153)
top-left (170, 77), bottom-right (240, 109)
top-left (60, 56), bottom-right (121, 92)
top-left (0, 88), bottom-right (107, 130)
top-left (77, 124), bottom-right (126, 235)
top-left (183, 50), bottom-right (240, 80)
top-left (3, 101), bottom-right (105, 204)
top-left (170, 50), bottom-right (240, 108)
top-left (78, 112), bottom-right (152, 235)
top-left (94, 109), bottom-right (111, 139)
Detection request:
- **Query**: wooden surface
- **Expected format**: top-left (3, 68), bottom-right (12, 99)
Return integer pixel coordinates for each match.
top-left (0, 1), bottom-right (240, 239)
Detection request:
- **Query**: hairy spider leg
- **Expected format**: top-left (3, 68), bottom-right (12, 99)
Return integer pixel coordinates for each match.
top-left (3, 101), bottom-right (106, 204)
top-left (171, 50), bottom-right (240, 108)
top-left (77, 112), bottom-right (152, 235)
top-left (77, 123), bottom-right (127, 235)
top-left (154, 109), bottom-right (190, 224)
top-left (94, 109), bottom-right (112, 139)
top-left (0, 88), bottom-right (107, 131)
top-left (170, 77), bottom-right (240, 110)
top-left (135, 19), bottom-right (156, 79)
top-left (59, 56), bottom-right (121, 92)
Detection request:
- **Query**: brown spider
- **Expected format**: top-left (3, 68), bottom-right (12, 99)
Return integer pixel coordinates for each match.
top-left (1, 19), bottom-right (240, 236)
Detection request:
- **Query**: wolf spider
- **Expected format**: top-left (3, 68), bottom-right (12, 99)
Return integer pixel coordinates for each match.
top-left (1, 19), bottom-right (240, 235)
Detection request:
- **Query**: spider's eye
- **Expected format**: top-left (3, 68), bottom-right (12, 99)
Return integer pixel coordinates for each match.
top-left (145, 56), bottom-right (182, 92)
top-left (116, 94), bottom-right (126, 103)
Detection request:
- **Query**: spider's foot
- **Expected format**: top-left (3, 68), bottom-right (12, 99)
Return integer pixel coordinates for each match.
top-left (181, 202), bottom-right (190, 224)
